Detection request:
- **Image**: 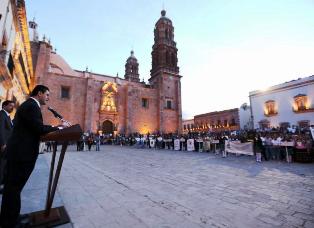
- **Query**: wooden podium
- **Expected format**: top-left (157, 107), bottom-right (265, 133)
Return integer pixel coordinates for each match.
top-left (29, 124), bottom-right (83, 227)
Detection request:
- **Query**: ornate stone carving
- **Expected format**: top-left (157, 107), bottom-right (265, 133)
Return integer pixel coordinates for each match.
top-left (100, 82), bottom-right (117, 112)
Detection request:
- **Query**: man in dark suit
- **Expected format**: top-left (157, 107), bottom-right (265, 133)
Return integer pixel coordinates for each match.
top-left (0, 85), bottom-right (68, 228)
top-left (0, 100), bottom-right (15, 193)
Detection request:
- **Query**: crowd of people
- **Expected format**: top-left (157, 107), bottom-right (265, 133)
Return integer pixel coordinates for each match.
top-left (0, 84), bottom-right (313, 227)
top-left (75, 127), bottom-right (314, 163)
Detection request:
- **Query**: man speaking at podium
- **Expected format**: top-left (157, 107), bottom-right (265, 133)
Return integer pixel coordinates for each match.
top-left (0, 85), bottom-right (69, 228)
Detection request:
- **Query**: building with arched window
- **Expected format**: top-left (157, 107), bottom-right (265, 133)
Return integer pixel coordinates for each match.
top-left (182, 104), bottom-right (251, 134)
top-left (249, 75), bottom-right (314, 129)
top-left (29, 10), bottom-right (182, 135)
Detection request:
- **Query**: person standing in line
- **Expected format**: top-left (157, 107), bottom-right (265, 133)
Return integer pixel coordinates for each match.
top-left (0, 85), bottom-right (69, 228)
top-left (76, 140), bottom-right (81, 151)
top-left (95, 134), bottom-right (100, 151)
top-left (254, 134), bottom-right (263, 162)
top-left (87, 135), bottom-right (94, 151)
top-left (46, 141), bottom-right (52, 152)
top-left (0, 100), bottom-right (15, 194)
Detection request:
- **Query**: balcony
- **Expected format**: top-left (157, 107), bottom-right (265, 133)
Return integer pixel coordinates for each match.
top-left (292, 106), bottom-right (314, 114)
top-left (264, 111), bottom-right (278, 117)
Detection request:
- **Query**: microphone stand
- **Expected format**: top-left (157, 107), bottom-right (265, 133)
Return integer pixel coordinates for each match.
top-left (48, 107), bottom-right (72, 127)
top-left (56, 116), bottom-right (72, 127)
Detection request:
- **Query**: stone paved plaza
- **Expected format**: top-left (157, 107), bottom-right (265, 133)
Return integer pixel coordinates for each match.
top-left (4, 145), bottom-right (314, 228)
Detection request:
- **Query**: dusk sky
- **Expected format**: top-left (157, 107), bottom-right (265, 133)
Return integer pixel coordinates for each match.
top-left (25, 0), bottom-right (314, 119)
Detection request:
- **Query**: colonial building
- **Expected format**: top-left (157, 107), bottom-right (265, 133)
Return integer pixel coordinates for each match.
top-left (249, 75), bottom-right (314, 129)
top-left (30, 10), bottom-right (182, 135)
top-left (182, 119), bottom-right (194, 133)
top-left (0, 0), bottom-right (33, 106)
top-left (182, 105), bottom-right (251, 134)
top-left (194, 108), bottom-right (240, 133)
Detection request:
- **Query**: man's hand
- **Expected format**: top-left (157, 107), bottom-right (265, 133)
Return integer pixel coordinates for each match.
top-left (61, 119), bottom-right (71, 127)
top-left (55, 120), bottom-right (71, 130)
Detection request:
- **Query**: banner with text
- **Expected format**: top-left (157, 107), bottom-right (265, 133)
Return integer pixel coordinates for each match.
top-left (174, 139), bottom-right (180, 150)
top-left (225, 141), bottom-right (254, 156)
top-left (187, 139), bottom-right (195, 151)
top-left (150, 139), bottom-right (155, 148)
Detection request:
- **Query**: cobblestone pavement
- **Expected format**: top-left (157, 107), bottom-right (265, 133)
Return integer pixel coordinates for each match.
top-left (5, 145), bottom-right (314, 228)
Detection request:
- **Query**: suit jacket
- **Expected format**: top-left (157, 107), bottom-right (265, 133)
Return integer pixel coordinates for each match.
top-left (0, 109), bottom-right (13, 147)
top-left (6, 98), bottom-right (58, 162)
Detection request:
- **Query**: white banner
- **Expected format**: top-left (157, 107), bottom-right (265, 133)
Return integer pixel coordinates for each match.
top-left (150, 139), bottom-right (155, 148)
top-left (187, 139), bottom-right (195, 151)
top-left (225, 140), bottom-right (254, 156)
top-left (280, 141), bottom-right (295, 147)
top-left (174, 139), bottom-right (180, 150)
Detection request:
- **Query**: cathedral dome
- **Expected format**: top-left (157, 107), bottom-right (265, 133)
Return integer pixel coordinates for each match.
top-left (124, 50), bottom-right (140, 82)
top-left (155, 10), bottom-right (172, 26)
top-left (126, 50), bottom-right (138, 63)
top-left (49, 52), bottom-right (79, 76)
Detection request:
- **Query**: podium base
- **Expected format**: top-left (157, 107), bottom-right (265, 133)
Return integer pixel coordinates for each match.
top-left (30, 206), bottom-right (71, 227)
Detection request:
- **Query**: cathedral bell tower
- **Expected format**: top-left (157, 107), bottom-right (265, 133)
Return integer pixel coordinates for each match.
top-left (150, 9), bottom-right (179, 77)
top-left (28, 19), bottom-right (39, 42)
top-left (124, 50), bottom-right (140, 82)
top-left (149, 10), bottom-right (182, 134)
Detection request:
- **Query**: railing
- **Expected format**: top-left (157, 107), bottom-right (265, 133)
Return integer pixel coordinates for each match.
top-left (264, 111), bottom-right (278, 117)
top-left (292, 107), bottom-right (314, 113)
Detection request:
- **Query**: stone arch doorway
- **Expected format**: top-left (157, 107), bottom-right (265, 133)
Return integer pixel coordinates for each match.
top-left (102, 120), bottom-right (114, 135)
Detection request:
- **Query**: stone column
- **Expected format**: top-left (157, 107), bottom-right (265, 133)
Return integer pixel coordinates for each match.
top-left (125, 85), bottom-right (131, 135)
top-left (83, 77), bottom-right (94, 132)
top-left (158, 74), bottom-right (164, 133)
top-left (177, 78), bottom-right (182, 134)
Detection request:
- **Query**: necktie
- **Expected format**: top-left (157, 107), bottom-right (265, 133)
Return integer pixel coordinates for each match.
top-left (9, 116), bottom-right (13, 127)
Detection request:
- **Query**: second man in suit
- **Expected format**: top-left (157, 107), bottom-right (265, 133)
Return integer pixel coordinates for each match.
top-left (0, 100), bottom-right (15, 193)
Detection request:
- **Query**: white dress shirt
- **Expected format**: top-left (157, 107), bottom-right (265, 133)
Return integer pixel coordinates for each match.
top-left (3, 109), bottom-right (13, 126)
top-left (30, 97), bottom-right (41, 108)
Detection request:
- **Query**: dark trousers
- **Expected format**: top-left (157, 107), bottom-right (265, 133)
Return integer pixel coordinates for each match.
top-left (88, 143), bottom-right (92, 151)
top-left (46, 144), bottom-right (52, 152)
top-left (0, 159), bottom-right (36, 227)
top-left (261, 147), bottom-right (267, 161)
top-left (0, 151), bottom-right (7, 185)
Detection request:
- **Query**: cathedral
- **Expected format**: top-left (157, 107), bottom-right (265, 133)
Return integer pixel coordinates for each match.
top-left (29, 10), bottom-right (182, 135)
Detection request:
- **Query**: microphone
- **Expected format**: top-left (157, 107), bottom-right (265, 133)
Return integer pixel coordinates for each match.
top-left (48, 107), bottom-right (63, 119)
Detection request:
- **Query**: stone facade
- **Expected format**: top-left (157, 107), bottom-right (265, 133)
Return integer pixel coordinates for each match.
top-left (194, 108), bottom-right (240, 133)
top-left (182, 119), bottom-right (194, 134)
top-left (249, 75), bottom-right (314, 129)
top-left (30, 10), bottom-right (182, 135)
top-left (0, 0), bottom-right (33, 106)
top-left (182, 105), bottom-right (251, 134)
top-left (182, 109), bottom-right (241, 134)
